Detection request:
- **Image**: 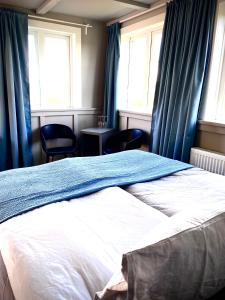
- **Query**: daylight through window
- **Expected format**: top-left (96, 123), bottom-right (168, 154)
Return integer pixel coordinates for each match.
top-left (28, 20), bottom-right (81, 110)
top-left (118, 25), bottom-right (163, 113)
top-left (202, 1), bottom-right (225, 124)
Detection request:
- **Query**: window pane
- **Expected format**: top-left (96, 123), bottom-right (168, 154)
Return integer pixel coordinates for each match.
top-left (127, 34), bottom-right (150, 111)
top-left (42, 34), bottom-right (70, 109)
top-left (148, 30), bottom-right (162, 112)
top-left (28, 33), bottom-right (41, 109)
top-left (202, 1), bottom-right (225, 123)
top-left (117, 27), bottom-right (163, 114)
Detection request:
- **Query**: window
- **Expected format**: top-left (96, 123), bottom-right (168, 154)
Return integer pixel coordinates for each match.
top-left (202, 1), bottom-right (225, 123)
top-left (118, 25), bottom-right (163, 113)
top-left (28, 20), bottom-right (81, 110)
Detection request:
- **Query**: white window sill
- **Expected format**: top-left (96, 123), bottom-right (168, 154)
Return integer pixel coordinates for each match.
top-left (119, 109), bottom-right (152, 120)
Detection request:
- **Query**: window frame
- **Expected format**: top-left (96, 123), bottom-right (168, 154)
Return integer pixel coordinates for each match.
top-left (202, 1), bottom-right (225, 124)
top-left (28, 20), bottom-right (81, 111)
top-left (118, 16), bottom-right (164, 114)
top-left (128, 30), bottom-right (152, 110)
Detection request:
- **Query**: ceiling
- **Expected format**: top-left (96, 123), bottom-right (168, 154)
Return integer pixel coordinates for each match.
top-left (0, 0), bottom-right (157, 21)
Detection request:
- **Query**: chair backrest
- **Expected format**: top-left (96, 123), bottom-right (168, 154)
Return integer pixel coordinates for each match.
top-left (120, 129), bottom-right (144, 150)
top-left (104, 128), bottom-right (144, 154)
top-left (40, 124), bottom-right (76, 150)
top-left (119, 129), bottom-right (144, 143)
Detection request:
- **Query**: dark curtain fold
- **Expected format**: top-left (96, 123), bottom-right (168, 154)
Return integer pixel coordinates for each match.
top-left (150, 0), bottom-right (217, 162)
top-left (104, 23), bottom-right (121, 129)
top-left (0, 9), bottom-right (33, 171)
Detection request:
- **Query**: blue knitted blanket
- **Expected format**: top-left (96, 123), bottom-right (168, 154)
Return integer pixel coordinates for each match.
top-left (0, 150), bottom-right (192, 224)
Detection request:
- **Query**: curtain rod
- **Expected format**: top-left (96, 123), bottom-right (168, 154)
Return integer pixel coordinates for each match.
top-left (0, 4), bottom-right (93, 34)
top-left (28, 14), bottom-right (92, 34)
top-left (107, 1), bottom-right (166, 26)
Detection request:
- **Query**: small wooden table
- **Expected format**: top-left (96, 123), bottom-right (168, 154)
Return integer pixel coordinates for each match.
top-left (80, 128), bottom-right (114, 155)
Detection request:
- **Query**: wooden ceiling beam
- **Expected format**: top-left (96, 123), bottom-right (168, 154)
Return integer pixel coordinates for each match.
top-left (114, 0), bottom-right (150, 9)
top-left (36, 0), bottom-right (62, 15)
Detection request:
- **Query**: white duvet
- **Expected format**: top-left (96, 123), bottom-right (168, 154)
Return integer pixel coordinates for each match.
top-left (0, 187), bottom-right (168, 300)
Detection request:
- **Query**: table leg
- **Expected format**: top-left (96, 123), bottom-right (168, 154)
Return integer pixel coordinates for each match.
top-left (99, 135), bottom-right (103, 155)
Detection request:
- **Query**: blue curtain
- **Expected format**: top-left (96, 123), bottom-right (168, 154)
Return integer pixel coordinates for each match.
top-left (150, 0), bottom-right (217, 162)
top-left (104, 23), bottom-right (121, 129)
top-left (0, 9), bottom-right (33, 171)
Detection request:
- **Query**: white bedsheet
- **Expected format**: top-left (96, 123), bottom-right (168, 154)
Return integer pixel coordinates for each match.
top-left (125, 168), bottom-right (225, 217)
top-left (0, 187), bottom-right (167, 300)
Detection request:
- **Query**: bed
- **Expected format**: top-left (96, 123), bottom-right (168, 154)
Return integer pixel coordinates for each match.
top-left (0, 150), bottom-right (225, 300)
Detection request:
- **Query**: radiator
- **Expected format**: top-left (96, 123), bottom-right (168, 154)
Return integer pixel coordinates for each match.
top-left (190, 148), bottom-right (225, 175)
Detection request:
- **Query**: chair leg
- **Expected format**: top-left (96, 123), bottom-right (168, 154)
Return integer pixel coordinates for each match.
top-left (46, 155), bottom-right (50, 163)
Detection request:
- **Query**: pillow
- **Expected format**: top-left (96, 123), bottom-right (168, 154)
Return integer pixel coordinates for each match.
top-left (122, 207), bottom-right (225, 300)
top-left (97, 206), bottom-right (225, 300)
